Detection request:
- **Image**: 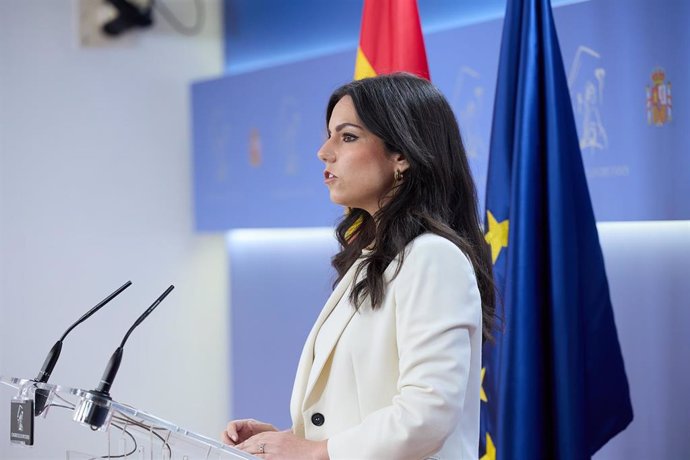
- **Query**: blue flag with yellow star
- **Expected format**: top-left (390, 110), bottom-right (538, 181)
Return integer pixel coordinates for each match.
top-left (479, 0), bottom-right (634, 459)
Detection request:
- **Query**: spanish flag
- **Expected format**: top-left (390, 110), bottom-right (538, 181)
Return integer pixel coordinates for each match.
top-left (354, 0), bottom-right (430, 80)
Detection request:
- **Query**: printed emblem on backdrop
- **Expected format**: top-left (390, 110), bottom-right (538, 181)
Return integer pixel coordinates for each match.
top-left (568, 46), bottom-right (608, 152)
top-left (249, 127), bottom-right (263, 167)
top-left (451, 66), bottom-right (487, 159)
top-left (646, 68), bottom-right (672, 126)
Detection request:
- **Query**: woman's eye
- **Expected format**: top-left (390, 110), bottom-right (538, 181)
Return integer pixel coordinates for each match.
top-left (342, 133), bottom-right (357, 142)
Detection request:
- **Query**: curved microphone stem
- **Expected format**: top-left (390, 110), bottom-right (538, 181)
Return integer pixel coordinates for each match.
top-left (35, 280), bottom-right (133, 384)
top-left (59, 281), bottom-right (134, 343)
top-left (75, 285), bottom-right (175, 430)
top-left (95, 285), bottom-right (175, 395)
top-left (33, 280), bottom-right (132, 416)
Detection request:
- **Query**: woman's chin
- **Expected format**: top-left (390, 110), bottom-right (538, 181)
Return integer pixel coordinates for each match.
top-left (329, 194), bottom-right (349, 208)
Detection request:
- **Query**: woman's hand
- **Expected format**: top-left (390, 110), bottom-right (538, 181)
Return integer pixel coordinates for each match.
top-left (221, 419), bottom-right (278, 446)
top-left (237, 430), bottom-right (328, 460)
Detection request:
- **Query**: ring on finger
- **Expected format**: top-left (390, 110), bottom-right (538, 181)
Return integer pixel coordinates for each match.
top-left (259, 442), bottom-right (266, 454)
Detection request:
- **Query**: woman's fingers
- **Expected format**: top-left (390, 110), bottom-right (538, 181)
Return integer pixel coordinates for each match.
top-left (221, 429), bottom-right (235, 445)
top-left (225, 421), bottom-right (241, 443)
top-left (223, 419), bottom-right (278, 445)
top-left (237, 431), bottom-right (322, 460)
top-left (236, 434), bottom-right (263, 453)
top-left (224, 419), bottom-right (253, 444)
top-left (246, 419), bottom-right (276, 433)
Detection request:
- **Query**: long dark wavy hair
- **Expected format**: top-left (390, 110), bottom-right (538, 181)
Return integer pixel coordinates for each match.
top-left (327, 73), bottom-right (496, 341)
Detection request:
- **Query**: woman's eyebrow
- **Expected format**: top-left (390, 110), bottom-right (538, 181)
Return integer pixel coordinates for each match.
top-left (333, 122), bottom-right (364, 132)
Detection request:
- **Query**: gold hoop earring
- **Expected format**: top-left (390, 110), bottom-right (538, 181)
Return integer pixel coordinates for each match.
top-left (395, 170), bottom-right (403, 182)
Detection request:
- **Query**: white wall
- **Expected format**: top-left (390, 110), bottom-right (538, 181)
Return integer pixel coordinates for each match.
top-left (0, 0), bottom-right (228, 457)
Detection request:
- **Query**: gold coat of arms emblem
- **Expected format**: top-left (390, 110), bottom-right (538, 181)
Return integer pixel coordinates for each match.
top-left (646, 68), bottom-right (672, 126)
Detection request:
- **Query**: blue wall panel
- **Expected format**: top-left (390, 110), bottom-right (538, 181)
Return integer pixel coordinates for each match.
top-left (227, 229), bottom-right (338, 428)
top-left (554, 0), bottom-right (690, 221)
top-left (192, 52), bottom-right (351, 230)
top-left (194, 0), bottom-right (689, 228)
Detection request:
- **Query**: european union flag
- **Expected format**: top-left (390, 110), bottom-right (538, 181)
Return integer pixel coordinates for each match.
top-left (479, 0), bottom-right (634, 459)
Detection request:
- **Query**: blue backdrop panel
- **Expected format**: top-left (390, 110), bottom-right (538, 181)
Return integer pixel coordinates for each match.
top-left (554, 0), bottom-right (690, 221)
top-left (192, 26), bottom-right (500, 230)
top-left (191, 53), bottom-right (352, 230)
top-left (194, 0), bottom-right (689, 228)
top-left (227, 229), bottom-right (339, 428)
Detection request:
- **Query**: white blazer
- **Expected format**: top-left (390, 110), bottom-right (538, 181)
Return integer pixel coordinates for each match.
top-left (290, 233), bottom-right (483, 460)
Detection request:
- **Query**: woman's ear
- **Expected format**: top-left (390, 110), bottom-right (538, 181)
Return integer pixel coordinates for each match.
top-left (391, 153), bottom-right (410, 172)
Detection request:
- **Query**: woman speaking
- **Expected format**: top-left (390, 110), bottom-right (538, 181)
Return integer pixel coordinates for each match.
top-left (222, 73), bottom-right (495, 460)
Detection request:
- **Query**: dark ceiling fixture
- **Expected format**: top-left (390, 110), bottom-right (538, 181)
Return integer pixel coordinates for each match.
top-left (102, 0), bottom-right (154, 37)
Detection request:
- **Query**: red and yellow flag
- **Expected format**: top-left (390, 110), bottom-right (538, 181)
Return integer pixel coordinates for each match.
top-left (354, 0), bottom-right (430, 80)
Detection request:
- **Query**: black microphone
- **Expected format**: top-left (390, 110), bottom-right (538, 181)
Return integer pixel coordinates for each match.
top-left (33, 280), bottom-right (133, 415)
top-left (73, 285), bottom-right (175, 430)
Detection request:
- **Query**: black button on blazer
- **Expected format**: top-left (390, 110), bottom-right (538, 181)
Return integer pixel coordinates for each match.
top-left (311, 413), bottom-right (325, 426)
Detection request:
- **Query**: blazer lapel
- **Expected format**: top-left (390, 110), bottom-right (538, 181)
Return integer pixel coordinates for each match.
top-left (290, 260), bottom-right (361, 426)
top-left (304, 301), bottom-right (358, 409)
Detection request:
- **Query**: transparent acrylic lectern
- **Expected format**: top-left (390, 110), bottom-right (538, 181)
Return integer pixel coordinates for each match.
top-left (1, 375), bottom-right (258, 459)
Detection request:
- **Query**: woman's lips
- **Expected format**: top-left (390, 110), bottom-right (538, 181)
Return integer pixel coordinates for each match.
top-left (324, 171), bottom-right (337, 184)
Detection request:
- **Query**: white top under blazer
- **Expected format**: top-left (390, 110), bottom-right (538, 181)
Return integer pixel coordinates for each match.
top-left (290, 233), bottom-right (483, 460)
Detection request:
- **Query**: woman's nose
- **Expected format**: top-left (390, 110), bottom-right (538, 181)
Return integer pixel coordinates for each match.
top-left (317, 141), bottom-right (333, 163)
